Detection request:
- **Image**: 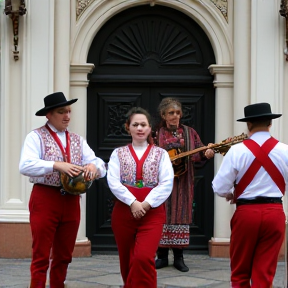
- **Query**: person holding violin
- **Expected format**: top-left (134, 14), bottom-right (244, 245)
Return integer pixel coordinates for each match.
top-left (154, 97), bottom-right (215, 272)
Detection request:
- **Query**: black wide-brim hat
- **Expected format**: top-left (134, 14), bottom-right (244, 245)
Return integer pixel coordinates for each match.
top-left (35, 92), bottom-right (78, 116)
top-left (237, 102), bottom-right (282, 122)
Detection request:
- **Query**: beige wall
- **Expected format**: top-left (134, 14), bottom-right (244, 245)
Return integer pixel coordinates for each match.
top-left (0, 0), bottom-right (287, 257)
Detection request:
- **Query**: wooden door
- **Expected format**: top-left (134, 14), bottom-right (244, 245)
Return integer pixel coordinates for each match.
top-left (86, 4), bottom-right (216, 251)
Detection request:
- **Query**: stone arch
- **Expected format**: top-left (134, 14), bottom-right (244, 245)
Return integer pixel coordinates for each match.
top-left (71, 0), bottom-right (233, 65)
top-left (69, 0), bottom-right (235, 255)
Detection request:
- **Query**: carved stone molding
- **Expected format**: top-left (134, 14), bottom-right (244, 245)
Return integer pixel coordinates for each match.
top-left (76, 0), bottom-right (228, 22)
top-left (279, 0), bottom-right (288, 60)
top-left (210, 0), bottom-right (228, 22)
top-left (76, 0), bottom-right (95, 20)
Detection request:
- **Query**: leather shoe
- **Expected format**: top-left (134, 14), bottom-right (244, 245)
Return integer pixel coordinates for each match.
top-left (173, 257), bottom-right (189, 272)
top-left (155, 258), bottom-right (168, 269)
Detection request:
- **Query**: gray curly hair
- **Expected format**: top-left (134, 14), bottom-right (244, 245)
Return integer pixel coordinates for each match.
top-left (158, 97), bottom-right (183, 117)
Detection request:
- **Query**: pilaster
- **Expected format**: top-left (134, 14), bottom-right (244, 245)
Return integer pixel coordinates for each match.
top-left (233, 0), bottom-right (251, 134)
top-left (69, 63), bottom-right (95, 256)
top-left (250, 0), bottom-right (284, 138)
top-left (208, 64), bottom-right (234, 257)
top-left (54, 0), bottom-right (71, 96)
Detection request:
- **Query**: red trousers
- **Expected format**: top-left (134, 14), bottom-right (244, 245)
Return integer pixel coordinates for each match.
top-left (29, 184), bottom-right (80, 288)
top-left (230, 203), bottom-right (285, 288)
top-left (112, 187), bottom-right (165, 288)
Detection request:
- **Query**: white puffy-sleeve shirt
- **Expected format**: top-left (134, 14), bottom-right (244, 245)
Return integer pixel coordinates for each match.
top-left (212, 131), bottom-right (288, 199)
top-left (19, 123), bottom-right (106, 178)
top-left (107, 145), bottom-right (174, 208)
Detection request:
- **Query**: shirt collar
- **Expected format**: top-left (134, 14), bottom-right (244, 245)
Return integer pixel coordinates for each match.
top-left (46, 121), bottom-right (68, 134)
top-left (250, 131), bottom-right (271, 142)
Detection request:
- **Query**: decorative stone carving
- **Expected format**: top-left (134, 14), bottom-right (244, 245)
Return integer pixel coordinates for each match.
top-left (76, 1), bottom-right (228, 22)
top-left (210, 0), bottom-right (228, 21)
top-left (280, 0), bottom-right (288, 60)
top-left (76, 0), bottom-right (95, 20)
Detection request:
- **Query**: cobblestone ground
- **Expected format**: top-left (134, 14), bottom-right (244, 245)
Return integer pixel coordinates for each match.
top-left (0, 252), bottom-right (286, 288)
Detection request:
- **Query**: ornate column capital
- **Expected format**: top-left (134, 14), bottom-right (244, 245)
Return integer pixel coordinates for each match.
top-left (70, 63), bottom-right (95, 87)
top-left (209, 64), bottom-right (234, 88)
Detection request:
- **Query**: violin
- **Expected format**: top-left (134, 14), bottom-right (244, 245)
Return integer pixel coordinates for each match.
top-left (169, 133), bottom-right (248, 177)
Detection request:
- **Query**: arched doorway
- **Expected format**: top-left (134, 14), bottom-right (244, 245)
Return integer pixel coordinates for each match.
top-left (86, 4), bottom-right (216, 251)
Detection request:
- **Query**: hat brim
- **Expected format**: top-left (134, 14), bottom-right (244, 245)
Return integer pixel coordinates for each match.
top-left (237, 113), bottom-right (282, 122)
top-left (35, 99), bottom-right (78, 116)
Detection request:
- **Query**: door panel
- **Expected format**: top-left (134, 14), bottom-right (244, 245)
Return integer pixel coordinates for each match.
top-left (87, 84), bottom-right (215, 250)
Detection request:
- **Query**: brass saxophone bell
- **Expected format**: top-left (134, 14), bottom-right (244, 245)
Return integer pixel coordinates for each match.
top-left (60, 172), bottom-right (93, 195)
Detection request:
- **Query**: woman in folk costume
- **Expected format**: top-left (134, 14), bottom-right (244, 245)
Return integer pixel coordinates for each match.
top-left (107, 107), bottom-right (174, 288)
top-left (154, 98), bottom-right (215, 272)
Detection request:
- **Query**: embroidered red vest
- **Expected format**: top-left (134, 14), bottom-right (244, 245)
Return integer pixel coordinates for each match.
top-left (29, 125), bottom-right (82, 186)
top-left (117, 144), bottom-right (163, 188)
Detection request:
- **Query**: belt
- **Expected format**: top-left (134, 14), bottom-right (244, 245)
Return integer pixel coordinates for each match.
top-left (236, 197), bottom-right (282, 207)
top-left (34, 183), bottom-right (66, 195)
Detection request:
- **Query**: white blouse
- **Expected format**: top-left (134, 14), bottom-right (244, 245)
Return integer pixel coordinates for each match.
top-left (107, 144), bottom-right (174, 208)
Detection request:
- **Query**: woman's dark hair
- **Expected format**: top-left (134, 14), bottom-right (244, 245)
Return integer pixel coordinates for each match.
top-left (125, 107), bottom-right (154, 144)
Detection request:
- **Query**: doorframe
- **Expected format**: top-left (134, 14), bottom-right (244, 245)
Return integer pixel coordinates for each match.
top-left (69, 0), bottom-right (235, 256)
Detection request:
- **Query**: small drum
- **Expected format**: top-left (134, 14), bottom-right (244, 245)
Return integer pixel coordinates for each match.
top-left (60, 172), bottom-right (93, 195)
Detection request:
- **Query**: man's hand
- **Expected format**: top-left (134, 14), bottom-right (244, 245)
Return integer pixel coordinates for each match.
top-left (53, 162), bottom-right (83, 177)
top-left (225, 193), bottom-right (235, 204)
top-left (83, 163), bottom-right (98, 181)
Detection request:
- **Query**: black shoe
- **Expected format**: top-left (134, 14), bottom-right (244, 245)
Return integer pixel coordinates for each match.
top-left (155, 258), bottom-right (168, 269)
top-left (173, 257), bottom-right (189, 272)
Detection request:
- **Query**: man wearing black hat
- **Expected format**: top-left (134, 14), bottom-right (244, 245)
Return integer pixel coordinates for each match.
top-left (19, 92), bottom-right (106, 288)
top-left (212, 103), bottom-right (288, 288)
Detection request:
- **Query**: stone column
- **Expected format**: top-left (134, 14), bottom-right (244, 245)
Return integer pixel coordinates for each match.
top-left (207, 0), bottom-right (251, 258)
top-left (54, 0), bottom-right (70, 95)
top-left (208, 64), bottom-right (234, 257)
top-left (70, 63), bottom-right (95, 256)
top-left (233, 0), bottom-right (251, 133)
top-left (250, 0), bottom-right (283, 137)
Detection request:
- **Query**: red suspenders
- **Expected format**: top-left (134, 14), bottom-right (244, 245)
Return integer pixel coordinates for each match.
top-left (234, 137), bottom-right (285, 200)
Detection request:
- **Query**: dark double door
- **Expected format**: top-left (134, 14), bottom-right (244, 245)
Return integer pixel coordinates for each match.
top-left (86, 5), bottom-right (216, 251)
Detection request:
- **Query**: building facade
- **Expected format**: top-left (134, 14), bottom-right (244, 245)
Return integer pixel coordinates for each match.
top-left (0, 0), bottom-right (287, 258)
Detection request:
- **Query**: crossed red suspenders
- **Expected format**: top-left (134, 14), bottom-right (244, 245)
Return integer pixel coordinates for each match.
top-left (233, 137), bottom-right (285, 201)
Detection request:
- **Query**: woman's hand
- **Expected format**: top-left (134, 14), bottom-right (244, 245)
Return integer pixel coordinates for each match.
top-left (130, 200), bottom-right (146, 219)
top-left (205, 144), bottom-right (215, 159)
top-left (141, 201), bottom-right (151, 212)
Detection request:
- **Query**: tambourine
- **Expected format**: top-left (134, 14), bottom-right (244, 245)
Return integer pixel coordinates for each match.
top-left (60, 172), bottom-right (93, 195)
